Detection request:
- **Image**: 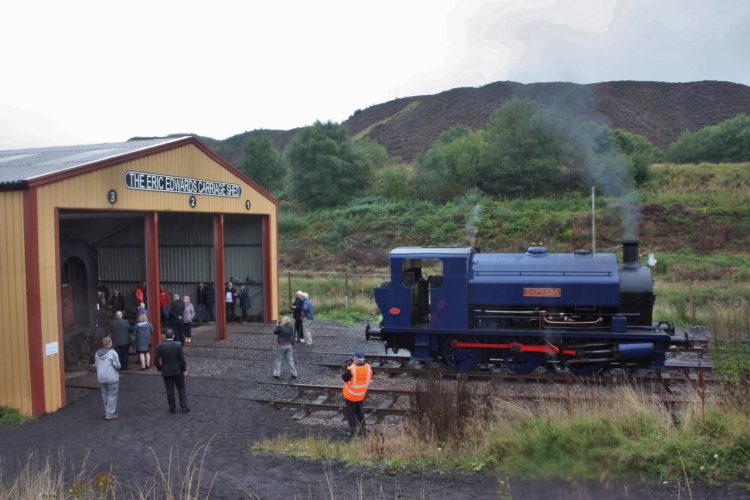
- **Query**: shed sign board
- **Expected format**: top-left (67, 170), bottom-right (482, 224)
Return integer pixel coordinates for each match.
top-left (125, 171), bottom-right (242, 198)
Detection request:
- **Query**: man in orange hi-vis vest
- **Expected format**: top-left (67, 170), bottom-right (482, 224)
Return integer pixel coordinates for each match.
top-left (342, 351), bottom-right (373, 437)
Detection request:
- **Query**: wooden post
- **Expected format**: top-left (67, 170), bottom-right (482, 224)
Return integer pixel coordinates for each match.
top-left (214, 214), bottom-right (226, 341)
top-left (344, 271), bottom-right (349, 309)
top-left (145, 212), bottom-right (161, 355)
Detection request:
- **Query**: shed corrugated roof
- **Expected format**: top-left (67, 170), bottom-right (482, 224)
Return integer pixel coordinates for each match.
top-left (0, 137), bottom-right (188, 186)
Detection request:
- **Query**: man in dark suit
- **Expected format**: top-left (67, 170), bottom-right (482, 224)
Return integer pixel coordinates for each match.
top-left (154, 330), bottom-right (190, 413)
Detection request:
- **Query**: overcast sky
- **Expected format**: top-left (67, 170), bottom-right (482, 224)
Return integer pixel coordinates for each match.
top-left (1, 0), bottom-right (748, 149)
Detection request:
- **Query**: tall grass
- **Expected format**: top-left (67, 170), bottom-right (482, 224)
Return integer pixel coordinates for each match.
top-left (255, 383), bottom-right (750, 484)
top-left (0, 440), bottom-right (251, 499)
top-left (709, 302), bottom-right (750, 412)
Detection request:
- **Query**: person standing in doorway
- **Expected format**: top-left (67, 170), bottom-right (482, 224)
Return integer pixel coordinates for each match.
top-left (95, 336), bottom-right (121, 420)
top-left (169, 293), bottom-right (185, 344)
top-left (135, 281), bottom-right (147, 308)
top-left (196, 282), bottom-right (207, 323)
top-left (134, 314), bottom-right (153, 370)
top-left (342, 352), bottom-right (372, 437)
top-left (272, 316), bottom-right (298, 380)
top-left (159, 286), bottom-right (171, 324)
top-left (136, 302), bottom-right (148, 322)
top-left (154, 330), bottom-right (189, 414)
top-left (291, 291), bottom-right (304, 343)
top-left (302, 292), bottom-right (314, 347)
top-left (182, 295), bottom-right (195, 344)
top-left (110, 311), bottom-right (131, 371)
top-left (239, 284), bottom-right (251, 323)
top-left (108, 290), bottom-right (125, 319)
top-left (225, 282), bottom-right (236, 323)
top-left (205, 282), bottom-right (216, 323)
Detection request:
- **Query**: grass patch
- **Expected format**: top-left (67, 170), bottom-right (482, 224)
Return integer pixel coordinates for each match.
top-left (0, 406), bottom-right (35, 427)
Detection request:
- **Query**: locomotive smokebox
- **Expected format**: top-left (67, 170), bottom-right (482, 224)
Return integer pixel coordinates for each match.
top-left (622, 240), bottom-right (640, 269)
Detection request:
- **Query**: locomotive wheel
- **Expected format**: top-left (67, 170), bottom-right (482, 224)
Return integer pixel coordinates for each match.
top-left (567, 362), bottom-right (605, 376)
top-left (505, 352), bottom-right (543, 374)
top-left (442, 337), bottom-right (481, 372)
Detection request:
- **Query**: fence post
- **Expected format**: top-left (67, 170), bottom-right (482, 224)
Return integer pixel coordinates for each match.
top-left (344, 271), bottom-right (349, 309)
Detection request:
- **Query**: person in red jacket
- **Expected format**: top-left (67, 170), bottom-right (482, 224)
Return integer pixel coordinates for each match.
top-left (159, 286), bottom-right (170, 323)
top-left (135, 281), bottom-right (147, 308)
top-left (341, 352), bottom-right (372, 437)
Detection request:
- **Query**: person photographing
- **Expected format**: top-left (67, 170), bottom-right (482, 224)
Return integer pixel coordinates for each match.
top-left (341, 351), bottom-right (372, 437)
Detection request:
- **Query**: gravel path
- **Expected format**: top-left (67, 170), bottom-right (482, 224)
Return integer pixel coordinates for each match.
top-left (0, 322), bottom-right (740, 498)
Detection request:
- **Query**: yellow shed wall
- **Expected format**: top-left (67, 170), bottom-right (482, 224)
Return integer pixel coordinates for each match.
top-left (33, 143), bottom-right (278, 412)
top-left (0, 191), bottom-right (32, 415)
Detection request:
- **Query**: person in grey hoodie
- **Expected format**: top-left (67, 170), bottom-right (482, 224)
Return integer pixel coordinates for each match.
top-left (95, 336), bottom-right (121, 420)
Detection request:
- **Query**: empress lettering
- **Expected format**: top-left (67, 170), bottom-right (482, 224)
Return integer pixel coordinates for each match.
top-left (124, 171), bottom-right (241, 198)
top-left (522, 288), bottom-right (562, 298)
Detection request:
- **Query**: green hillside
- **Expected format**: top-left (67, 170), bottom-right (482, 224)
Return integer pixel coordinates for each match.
top-left (279, 162), bottom-right (750, 268)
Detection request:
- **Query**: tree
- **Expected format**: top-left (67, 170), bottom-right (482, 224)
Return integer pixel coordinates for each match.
top-left (374, 164), bottom-right (411, 199)
top-left (353, 138), bottom-right (390, 170)
top-left (413, 126), bottom-right (484, 202)
top-left (479, 99), bottom-right (564, 198)
top-left (284, 121), bottom-right (373, 208)
top-left (240, 135), bottom-right (285, 192)
top-left (666, 114), bottom-right (750, 164)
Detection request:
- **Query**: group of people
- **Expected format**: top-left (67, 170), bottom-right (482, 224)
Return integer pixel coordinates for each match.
top-left (271, 316), bottom-right (372, 438)
top-left (224, 282), bottom-right (253, 323)
top-left (95, 282), bottom-right (370, 438)
top-left (269, 290), bottom-right (314, 380)
top-left (95, 325), bottom-right (189, 420)
top-left (291, 290), bottom-right (314, 345)
top-left (160, 283), bottom-right (215, 329)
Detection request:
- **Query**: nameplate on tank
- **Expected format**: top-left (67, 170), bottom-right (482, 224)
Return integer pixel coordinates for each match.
top-left (523, 288), bottom-right (561, 298)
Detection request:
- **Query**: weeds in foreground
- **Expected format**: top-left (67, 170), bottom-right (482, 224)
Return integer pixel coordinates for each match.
top-left (0, 439), bottom-right (257, 499)
top-left (255, 383), bottom-right (750, 485)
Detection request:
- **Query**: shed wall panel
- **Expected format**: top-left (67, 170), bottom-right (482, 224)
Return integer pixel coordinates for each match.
top-left (0, 192), bottom-right (32, 414)
top-left (32, 143), bottom-right (279, 412)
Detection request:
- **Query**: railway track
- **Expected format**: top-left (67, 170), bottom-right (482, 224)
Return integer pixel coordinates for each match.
top-left (249, 380), bottom-right (702, 421)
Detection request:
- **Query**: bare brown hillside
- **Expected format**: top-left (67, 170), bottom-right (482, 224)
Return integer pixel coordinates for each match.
top-left (141, 80), bottom-right (750, 165)
top-left (343, 80), bottom-right (750, 160)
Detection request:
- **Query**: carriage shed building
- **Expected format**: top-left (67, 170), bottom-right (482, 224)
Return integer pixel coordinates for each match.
top-left (0, 136), bottom-right (279, 416)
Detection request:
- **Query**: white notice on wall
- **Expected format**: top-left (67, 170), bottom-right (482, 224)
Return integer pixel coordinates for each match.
top-left (46, 341), bottom-right (59, 356)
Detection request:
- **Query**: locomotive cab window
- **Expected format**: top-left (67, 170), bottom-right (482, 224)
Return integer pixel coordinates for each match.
top-left (401, 258), bottom-right (443, 324)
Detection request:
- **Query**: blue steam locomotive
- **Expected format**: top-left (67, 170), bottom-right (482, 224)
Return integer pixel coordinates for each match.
top-left (366, 241), bottom-right (675, 374)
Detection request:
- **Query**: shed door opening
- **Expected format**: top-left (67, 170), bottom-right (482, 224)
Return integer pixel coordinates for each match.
top-left (59, 211), bottom-right (145, 371)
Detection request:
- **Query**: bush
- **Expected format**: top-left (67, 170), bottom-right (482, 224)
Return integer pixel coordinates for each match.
top-left (666, 114), bottom-right (750, 164)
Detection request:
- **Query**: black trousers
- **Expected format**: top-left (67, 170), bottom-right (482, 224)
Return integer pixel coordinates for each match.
top-left (294, 318), bottom-right (303, 341)
top-left (225, 303), bottom-right (235, 322)
top-left (114, 344), bottom-right (129, 370)
top-left (183, 322), bottom-right (192, 339)
top-left (162, 374), bottom-right (188, 411)
top-left (170, 321), bottom-right (183, 344)
top-left (344, 399), bottom-right (366, 436)
top-left (207, 304), bottom-right (215, 322)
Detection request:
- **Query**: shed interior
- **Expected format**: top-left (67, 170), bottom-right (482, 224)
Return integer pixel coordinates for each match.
top-left (59, 211), bottom-right (265, 370)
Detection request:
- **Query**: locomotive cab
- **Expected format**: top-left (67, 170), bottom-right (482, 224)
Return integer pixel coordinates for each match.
top-left (374, 247), bottom-right (473, 356)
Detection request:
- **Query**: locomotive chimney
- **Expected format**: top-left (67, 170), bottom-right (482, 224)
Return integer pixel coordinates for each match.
top-left (622, 240), bottom-right (640, 269)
